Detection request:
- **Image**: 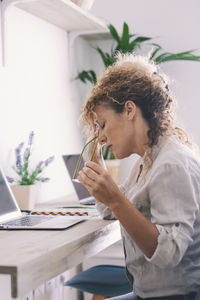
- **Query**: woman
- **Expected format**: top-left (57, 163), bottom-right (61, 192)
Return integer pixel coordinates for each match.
top-left (77, 53), bottom-right (200, 300)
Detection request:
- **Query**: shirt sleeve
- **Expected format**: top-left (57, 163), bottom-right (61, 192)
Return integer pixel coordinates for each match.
top-left (95, 201), bottom-right (116, 219)
top-left (146, 162), bottom-right (200, 268)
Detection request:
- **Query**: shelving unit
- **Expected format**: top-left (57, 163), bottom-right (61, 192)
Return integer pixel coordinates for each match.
top-left (0, 0), bottom-right (107, 65)
top-left (15, 0), bottom-right (107, 31)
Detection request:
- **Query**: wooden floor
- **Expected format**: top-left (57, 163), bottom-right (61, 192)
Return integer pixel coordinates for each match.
top-left (92, 295), bottom-right (107, 300)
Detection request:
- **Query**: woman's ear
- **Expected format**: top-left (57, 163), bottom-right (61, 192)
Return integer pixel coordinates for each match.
top-left (124, 100), bottom-right (136, 120)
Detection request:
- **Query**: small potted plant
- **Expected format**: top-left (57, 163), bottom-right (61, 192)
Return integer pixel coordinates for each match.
top-left (7, 131), bottom-right (54, 210)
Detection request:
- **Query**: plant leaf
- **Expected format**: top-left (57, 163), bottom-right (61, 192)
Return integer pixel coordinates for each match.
top-left (133, 36), bottom-right (152, 44)
top-left (120, 22), bottom-right (130, 52)
top-left (88, 70), bottom-right (97, 84)
top-left (149, 45), bottom-right (162, 60)
top-left (154, 49), bottom-right (200, 63)
top-left (108, 24), bottom-right (121, 44)
top-left (153, 52), bottom-right (172, 63)
top-left (102, 145), bottom-right (115, 160)
top-left (76, 70), bottom-right (97, 84)
top-left (128, 36), bottom-right (152, 52)
top-left (96, 47), bottom-right (114, 68)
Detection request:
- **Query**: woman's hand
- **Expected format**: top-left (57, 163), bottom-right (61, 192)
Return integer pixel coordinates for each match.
top-left (77, 161), bottom-right (121, 208)
top-left (78, 160), bottom-right (159, 258)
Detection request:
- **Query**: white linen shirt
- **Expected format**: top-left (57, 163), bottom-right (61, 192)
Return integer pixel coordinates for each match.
top-left (96, 136), bottom-right (200, 298)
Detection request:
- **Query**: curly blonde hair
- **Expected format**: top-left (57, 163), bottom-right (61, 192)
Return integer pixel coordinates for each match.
top-left (81, 53), bottom-right (195, 152)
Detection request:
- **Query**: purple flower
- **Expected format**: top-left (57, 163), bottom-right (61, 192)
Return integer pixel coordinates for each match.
top-left (28, 131), bottom-right (34, 146)
top-left (44, 156), bottom-right (54, 167)
top-left (23, 147), bottom-right (30, 162)
top-left (16, 155), bottom-right (22, 170)
top-left (6, 176), bottom-right (15, 183)
top-left (15, 142), bottom-right (24, 170)
top-left (36, 161), bottom-right (44, 169)
top-left (40, 177), bottom-right (50, 182)
top-left (15, 142), bottom-right (24, 156)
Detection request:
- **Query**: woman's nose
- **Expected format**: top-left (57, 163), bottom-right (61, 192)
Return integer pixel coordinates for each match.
top-left (99, 134), bottom-right (107, 145)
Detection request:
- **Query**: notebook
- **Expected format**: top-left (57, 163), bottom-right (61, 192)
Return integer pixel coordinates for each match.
top-left (62, 154), bottom-right (96, 205)
top-left (0, 168), bottom-right (83, 230)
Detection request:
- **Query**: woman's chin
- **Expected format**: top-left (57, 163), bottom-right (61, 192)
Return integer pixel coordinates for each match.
top-left (115, 152), bottom-right (132, 160)
top-left (114, 153), bottom-right (123, 159)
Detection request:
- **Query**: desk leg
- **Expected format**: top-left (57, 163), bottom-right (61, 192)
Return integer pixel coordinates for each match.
top-left (75, 264), bottom-right (84, 300)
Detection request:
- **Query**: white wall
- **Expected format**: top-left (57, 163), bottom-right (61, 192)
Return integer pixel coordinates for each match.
top-left (0, 1), bottom-right (199, 299)
top-left (1, 1), bottom-right (199, 204)
top-left (0, 5), bottom-right (83, 203)
top-left (90, 0), bottom-right (200, 146)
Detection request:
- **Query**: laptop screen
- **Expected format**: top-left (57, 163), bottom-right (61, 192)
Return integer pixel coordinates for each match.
top-left (62, 154), bottom-right (91, 200)
top-left (0, 169), bottom-right (19, 216)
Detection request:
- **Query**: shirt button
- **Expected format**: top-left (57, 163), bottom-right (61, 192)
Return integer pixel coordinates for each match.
top-left (175, 223), bottom-right (179, 227)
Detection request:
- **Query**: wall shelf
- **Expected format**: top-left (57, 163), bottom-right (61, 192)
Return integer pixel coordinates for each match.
top-left (15, 0), bottom-right (107, 31)
top-left (0, 0), bottom-right (107, 65)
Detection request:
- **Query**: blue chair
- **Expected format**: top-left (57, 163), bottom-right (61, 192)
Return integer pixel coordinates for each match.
top-left (64, 264), bottom-right (132, 298)
top-left (195, 289), bottom-right (200, 300)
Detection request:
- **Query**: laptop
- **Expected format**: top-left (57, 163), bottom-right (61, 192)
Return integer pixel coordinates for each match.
top-left (62, 154), bottom-right (96, 205)
top-left (0, 168), bottom-right (83, 230)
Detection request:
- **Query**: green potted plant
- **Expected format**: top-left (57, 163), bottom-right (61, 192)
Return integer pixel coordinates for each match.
top-left (76, 22), bottom-right (200, 86)
top-left (7, 131), bottom-right (54, 210)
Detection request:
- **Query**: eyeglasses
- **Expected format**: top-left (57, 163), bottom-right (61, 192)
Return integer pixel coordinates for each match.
top-left (73, 131), bottom-right (107, 180)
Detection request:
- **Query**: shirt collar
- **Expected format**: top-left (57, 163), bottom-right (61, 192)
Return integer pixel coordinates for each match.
top-left (142, 135), bottom-right (169, 167)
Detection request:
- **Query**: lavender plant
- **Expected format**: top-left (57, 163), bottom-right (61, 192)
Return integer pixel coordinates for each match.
top-left (7, 131), bottom-right (54, 185)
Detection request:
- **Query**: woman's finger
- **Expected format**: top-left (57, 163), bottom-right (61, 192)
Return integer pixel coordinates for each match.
top-left (81, 166), bottom-right (98, 181)
top-left (85, 161), bottom-right (104, 175)
top-left (78, 170), bottom-right (95, 189)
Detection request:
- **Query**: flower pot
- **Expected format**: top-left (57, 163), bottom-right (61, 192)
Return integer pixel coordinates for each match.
top-left (10, 184), bottom-right (38, 210)
top-left (105, 159), bottom-right (120, 184)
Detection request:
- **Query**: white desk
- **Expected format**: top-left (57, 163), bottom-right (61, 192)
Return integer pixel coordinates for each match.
top-left (0, 197), bottom-right (120, 298)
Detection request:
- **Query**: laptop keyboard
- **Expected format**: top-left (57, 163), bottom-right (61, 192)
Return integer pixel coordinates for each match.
top-left (1, 215), bottom-right (53, 227)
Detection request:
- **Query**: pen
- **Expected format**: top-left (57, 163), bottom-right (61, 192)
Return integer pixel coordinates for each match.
top-left (56, 206), bottom-right (94, 209)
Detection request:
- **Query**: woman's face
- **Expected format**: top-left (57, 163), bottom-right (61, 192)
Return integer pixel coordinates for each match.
top-left (94, 102), bottom-right (138, 159)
